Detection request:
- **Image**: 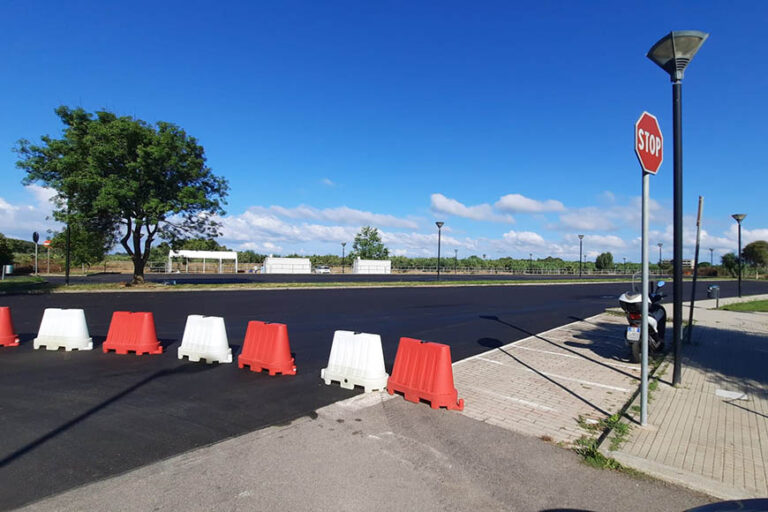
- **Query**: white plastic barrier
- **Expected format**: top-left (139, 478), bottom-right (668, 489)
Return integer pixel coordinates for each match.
top-left (33, 308), bottom-right (93, 351)
top-left (321, 330), bottom-right (389, 392)
top-left (352, 258), bottom-right (391, 274)
top-left (177, 315), bottom-right (232, 364)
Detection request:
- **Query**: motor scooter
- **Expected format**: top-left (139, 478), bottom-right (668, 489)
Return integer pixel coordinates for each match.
top-left (618, 277), bottom-right (667, 363)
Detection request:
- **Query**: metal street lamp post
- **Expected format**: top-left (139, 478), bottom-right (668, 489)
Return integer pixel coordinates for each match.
top-left (529, 253), bottom-right (533, 274)
top-left (623, 257), bottom-right (627, 274)
top-left (435, 222), bottom-right (444, 280)
top-left (578, 235), bottom-right (584, 277)
top-left (709, 248), bottom-right (714, 265)
top-left (658, 242), bottom-right (663, 266)
top-left (341, 242), bottom-right (346, 274)
top-left (32, 232), bottom-right (39, 275)
top-left (732, 214), bottom-right (746, 297)
top-left (647, 30), bottom-right (708, 386)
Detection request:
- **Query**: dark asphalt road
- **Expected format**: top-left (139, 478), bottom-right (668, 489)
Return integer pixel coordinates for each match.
top-left (46, 271), bottom-right (636, 285)
top-left (1, 279), bottom-right (766, 510)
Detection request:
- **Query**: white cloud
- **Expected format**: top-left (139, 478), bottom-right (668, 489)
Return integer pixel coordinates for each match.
top-left (27, 184), bottom-right (58, 204)
top-left (555, 196), bottom-right (667, 232)
top-left (494, 194), bottom-right (565, 213)
top-left (558, 208), bottom-right (617, 231)
top-left (0, 185), bottom-right (60, 239)
top-left (321, 178), bottom-right (336, 187)
top-left (245, 205), bottom-right (419, 229)
top-left (501, 230), bottom-right (547, 246)
top-left (219, 209), bottom-right (358, 245)
top-left (566, 233), bottom-right (627, 250)
top-left (430, 193), bottom-right (514, 223)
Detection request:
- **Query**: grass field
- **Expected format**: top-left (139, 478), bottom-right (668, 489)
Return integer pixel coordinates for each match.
top-left (721, 300), bottom-right (768, 312)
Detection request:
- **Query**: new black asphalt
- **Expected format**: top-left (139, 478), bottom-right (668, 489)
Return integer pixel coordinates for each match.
top-left (1, 280), bottom-right (765, 510)
top-left (46, 271), bottom-right (634, 286)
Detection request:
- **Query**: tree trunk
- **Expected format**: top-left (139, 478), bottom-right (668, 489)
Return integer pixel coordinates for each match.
top-left (132, 256), bottom-right (145, 284)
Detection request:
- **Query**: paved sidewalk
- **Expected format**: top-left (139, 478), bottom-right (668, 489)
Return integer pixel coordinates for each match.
top-left (454, 313), bottom-right (640, 444)
top-left (607, 295), bottom-right (768, 500)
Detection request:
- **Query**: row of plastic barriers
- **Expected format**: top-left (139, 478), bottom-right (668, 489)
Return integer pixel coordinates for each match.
top-left (0, 306), bottom-right (464, 411)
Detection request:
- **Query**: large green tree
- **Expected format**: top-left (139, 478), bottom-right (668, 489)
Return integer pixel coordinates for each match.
top-left (721, 252), bottom-right (738, 277)
top-left (0, 234), bottom-right (14, 266)
top-left (743, 240), bottom-right (768, 268)
top-left (595, 251), bottom-right (614, 270)
top-left (350, 226), bottom-right (389, 260)
top-left (16, 106), bottom-right (228, 283)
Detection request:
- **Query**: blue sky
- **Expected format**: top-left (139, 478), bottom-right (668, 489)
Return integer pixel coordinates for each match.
top-left (1, 1), bottom-right (766, 261)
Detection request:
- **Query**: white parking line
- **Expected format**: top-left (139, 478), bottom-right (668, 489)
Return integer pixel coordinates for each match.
top-left (507, 345), bottom-right (639, 371)
top-left (476, 357), bottom-right (630, 392)
top-left (463, 385), bottom-right (557, 412)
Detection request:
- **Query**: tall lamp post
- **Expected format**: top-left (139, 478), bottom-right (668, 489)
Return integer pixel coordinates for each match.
top-left (647, 30), bottom-right (708, 386)
top-left (658, 242), bottom-right (663, 266)
top-left (578, 235), bottom-right (584, 277)
top-left (341, 242), bottom-right (346, 274)
top-left (709, 247), bottom-right (714, 265)
top-left (732, 214), bottom-right (746, 297)
top-left (529, 253), bottom-right (533, 274)
top-left (435, 222), bottom-right (444, 280)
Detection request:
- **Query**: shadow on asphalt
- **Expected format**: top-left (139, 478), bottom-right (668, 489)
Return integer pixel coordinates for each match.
top-left (0, 363), bottom-right (215, 470)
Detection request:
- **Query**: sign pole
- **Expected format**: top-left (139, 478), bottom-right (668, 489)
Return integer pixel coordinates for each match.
top-left (635, 110), bottom-right (663, 428)
top-left (686, 196), bottom-right (704, 344)
top-left (641, 171), bottom-right (650, 426)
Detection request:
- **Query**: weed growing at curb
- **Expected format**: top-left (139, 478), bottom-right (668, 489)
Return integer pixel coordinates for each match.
top-left (574, 435), bottom-right (625, 470)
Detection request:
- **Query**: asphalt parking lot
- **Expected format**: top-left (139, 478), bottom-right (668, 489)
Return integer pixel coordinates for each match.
top-left (1, 280), bottom-right (766, 510)
top-left (46, 271), bottom-right (635, 286)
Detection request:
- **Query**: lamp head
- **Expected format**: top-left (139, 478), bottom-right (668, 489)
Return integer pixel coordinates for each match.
top-left (647, 30), bottom-right (709, 81)
top-left (732, 213), bottom-right (746, 223)
top-left (578, 234), bottom-right (584, 240)
top-left (435, 221), bottom-right (444, 229)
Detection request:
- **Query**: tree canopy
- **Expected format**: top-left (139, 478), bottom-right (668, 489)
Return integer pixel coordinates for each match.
top-left (0, 234), bottom-right (14, 266)
top-left (721, 252), bottom-right (738, 277)
top-left (50, 224), bottom-right (110, 269)
top-left (595, 251), bottom-right (614, 270)
top-left (15, 106), bottom-right (228, 283)
top-left (350, 226), bottom-right (389, 260)
top-left (743, 240), bottom-right (768, 268)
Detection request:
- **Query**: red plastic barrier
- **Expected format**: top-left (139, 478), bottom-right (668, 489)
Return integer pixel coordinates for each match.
top-left (238, 321), bottom-right (296, 375)
top-left (103, 311), bottom-right (163, 355)
top-left (0, 307), bottom-right (19, 347)
top-left (387, 337), bottom-right (464, 411)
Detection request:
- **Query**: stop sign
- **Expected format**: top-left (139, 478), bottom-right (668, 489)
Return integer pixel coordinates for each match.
top-left (635, 111), bottom-right (663, 174)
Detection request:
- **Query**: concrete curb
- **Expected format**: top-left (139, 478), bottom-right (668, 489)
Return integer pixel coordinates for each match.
top-left (604, 449), bottom-right (757, 501)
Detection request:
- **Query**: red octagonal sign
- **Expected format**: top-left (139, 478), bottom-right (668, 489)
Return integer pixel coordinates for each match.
top-left (635, 111), bottom-right (663, 174)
